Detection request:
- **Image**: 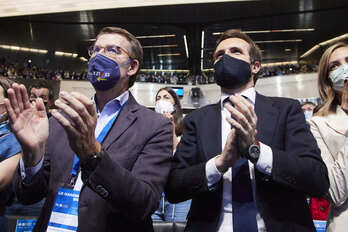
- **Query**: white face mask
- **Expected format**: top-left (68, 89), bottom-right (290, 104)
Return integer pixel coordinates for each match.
top-left (329, 64), bottom-right (348, 91)
top-left (303, 110), bottom-right (313, 120)
top-left (155, 99), bottom-right (174, 114)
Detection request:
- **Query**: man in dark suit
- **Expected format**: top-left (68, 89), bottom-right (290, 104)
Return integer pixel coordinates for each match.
top-left (5, 27), bottom-right (172, 231)
top-left (165, 29), bottom-right (329, 232)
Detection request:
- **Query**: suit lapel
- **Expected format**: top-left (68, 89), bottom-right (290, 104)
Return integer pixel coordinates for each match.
top-left (254, 93), bottom-right (278, 146)
top-left (201, 103), bottom-right (222, 160)
top-left (101, 93), bottom-right (138, 149)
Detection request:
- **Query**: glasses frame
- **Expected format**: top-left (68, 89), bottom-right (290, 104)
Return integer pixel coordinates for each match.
top-left (88, 45), bottom-right (133, 59)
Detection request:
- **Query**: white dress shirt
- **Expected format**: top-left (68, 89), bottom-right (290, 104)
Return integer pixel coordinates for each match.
top-left (205, 87), bottom-right (272, 232)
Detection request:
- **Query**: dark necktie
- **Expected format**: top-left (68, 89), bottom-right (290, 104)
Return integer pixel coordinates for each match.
top-left (232, 158), bottom-right (258, 231)
top-left (223, 97), bottom-right (258, 231)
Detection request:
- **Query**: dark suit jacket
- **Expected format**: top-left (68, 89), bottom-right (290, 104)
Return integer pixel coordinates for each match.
top-left (14, 93), bottom-right (173, 232)
top-left (165, 93), bottom-right (329, 232)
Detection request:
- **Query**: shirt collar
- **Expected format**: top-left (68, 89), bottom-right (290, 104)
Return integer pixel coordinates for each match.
top-left (94, 90), bottom-right (129, 115)
top-left (220, 87), bottom-right (256, 109)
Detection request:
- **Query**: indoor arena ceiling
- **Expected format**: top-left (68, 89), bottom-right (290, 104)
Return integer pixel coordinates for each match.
top-left (0, 0), bottom-right (348, 73)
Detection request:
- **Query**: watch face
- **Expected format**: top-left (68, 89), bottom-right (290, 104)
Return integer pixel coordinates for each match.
top-left (251, 146), bottom-right (259, 155)
top-left (249, 145), bottom-right (260, 160)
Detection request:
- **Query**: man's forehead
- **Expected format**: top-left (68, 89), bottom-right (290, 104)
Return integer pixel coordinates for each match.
top-left (216, 37), bottom-right (250, 52)
top-left (95, 33), bottom-right (130, 49)
top-left (302, 104), bottom-right (314, 109)
top-left (31, 87), bottom-right (49, 94)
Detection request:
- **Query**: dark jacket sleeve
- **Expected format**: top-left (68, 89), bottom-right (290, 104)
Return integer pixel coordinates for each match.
top-left (269, 99), bottom-right (329, 197)
top-left (85, 117), bottom-right (173, 222)
top-left (165, 113), bottom-right (210, 203)
top-left (13, 155), bottom-right (50, 205)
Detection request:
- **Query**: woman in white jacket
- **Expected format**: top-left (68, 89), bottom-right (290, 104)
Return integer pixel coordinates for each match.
top-left (308, 42), bottom-right (348, 232)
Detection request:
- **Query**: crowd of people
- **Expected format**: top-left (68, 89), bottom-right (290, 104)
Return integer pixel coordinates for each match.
top-left (0, 58), bottom-right (88, 81)
top-left (0, 26), bottom-right (347, 232)
top-left (0, 55), bottom-right (318, 86)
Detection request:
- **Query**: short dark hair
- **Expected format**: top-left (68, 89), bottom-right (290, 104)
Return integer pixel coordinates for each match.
top-left (96, 27), bottom-right (143, 88)
top-left (215, 29), bottom-right (262, 64)
top-left (215, 29), bottom-right (262, 83)
top-left (29, 80), bottom-right (54, 100)
top-left (0, 76), bottom-right (15, 98)
top-left (301, 101), bottom-right (316, 107)
top-left (155, 87), bottom-right (184, 136)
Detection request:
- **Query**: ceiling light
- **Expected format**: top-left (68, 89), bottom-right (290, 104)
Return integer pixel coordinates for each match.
top-left (0, 44), bottom-right (47, 54)
top-left (85, 34), bottom-right (177, 42)
top-left (183, 35), bottom-right (189, 58)
top-left (262, 61), bottom-right (298, 67)
top-left (80, 57), bottom-right (88, 62)
top-left (10, 46), bottom-right (20, 50)
top-left (157, 53), bottom-right (181, 57)
top-left (284, 48), bottom-right (292, 52)
top-left (201, 30), bottom-right (205, 70)
top-left (55, 51), bottom-right (79, 57)
top-left (143, 44), bottom-right (178, 48)
top-left (0, 1), bottom-right (254, 18)
top-left (213, 28), bottom-right (315, 35)
top-left (141, 69), bottom-right (189, 73)
top-left (300, 33), bottom-right (348, 59)
top-left (136, 34), bottom-right (176, 39)
top-left (255, 39), bottom-right (302, 44)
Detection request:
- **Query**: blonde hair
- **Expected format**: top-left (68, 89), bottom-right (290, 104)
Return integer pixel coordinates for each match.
top-left (315, 42), bottom-right (348, 116)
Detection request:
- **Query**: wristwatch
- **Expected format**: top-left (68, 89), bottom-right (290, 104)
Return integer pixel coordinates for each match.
top-left (81, 151), bottom-right (104, 176)
top-left (246, 142), bottom-right (260, 163)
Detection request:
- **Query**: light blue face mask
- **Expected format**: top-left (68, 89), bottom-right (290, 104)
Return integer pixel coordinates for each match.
top-left (303, 110), bottom-right (313, 120)
top-left (0, 120), bottom-right (21, 162)
top-left (329, 65), bottom-right (348, 91)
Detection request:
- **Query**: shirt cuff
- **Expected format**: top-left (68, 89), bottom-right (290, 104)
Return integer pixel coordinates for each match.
top-left (255, 142), bottom-right (273, 175)
top-left (205, 156), bottom-right (223, 191)
top-left (20, 156), bottom-right (44, 184)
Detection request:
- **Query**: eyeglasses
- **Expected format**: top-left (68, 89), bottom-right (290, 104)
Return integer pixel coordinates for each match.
top-left (88, 45), bottom-right (132, 58)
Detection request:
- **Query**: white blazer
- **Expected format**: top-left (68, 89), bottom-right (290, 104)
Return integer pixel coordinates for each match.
top-left (309, 106), bottom-right (348, 232)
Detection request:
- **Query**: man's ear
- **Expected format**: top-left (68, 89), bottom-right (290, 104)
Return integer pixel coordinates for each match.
top-left (126, 59), bottom-right (139, 77)
top-left (251, 61), bottom-right (261, 75)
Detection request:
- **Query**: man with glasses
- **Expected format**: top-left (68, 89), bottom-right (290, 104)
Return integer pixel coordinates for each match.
top-left (6, 27), bottom-right (172, 231)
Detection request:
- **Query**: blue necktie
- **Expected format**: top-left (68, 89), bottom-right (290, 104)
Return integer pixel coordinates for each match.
top-left (232, 158), bottom-right (258, 231)
top-left (223, 97), bottom-right (258, 231)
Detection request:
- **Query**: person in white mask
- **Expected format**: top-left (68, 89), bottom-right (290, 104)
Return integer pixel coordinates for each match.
top-left (155, 87), bottom-right (184, 151)
top-left (301, 102), bottom-right (316, 120)
top-left (153, 87), bottom-right (191, 222)
top-left (308, 42), bottom-right (348, 232)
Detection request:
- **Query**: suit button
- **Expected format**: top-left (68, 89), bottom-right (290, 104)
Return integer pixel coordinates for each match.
top-left (96, 185), bottom-right (103, 192)
top-left (95, 185), bottom-right (109, 198)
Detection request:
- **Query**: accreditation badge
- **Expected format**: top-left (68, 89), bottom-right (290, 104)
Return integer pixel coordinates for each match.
top-left (15, 219), bottom-right (37, 232)
top-left (47, 188), bottom-right (80, 232)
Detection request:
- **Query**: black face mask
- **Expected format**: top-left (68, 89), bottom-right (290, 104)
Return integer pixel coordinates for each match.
top-left (214, 54), bottom-right (252, 89)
